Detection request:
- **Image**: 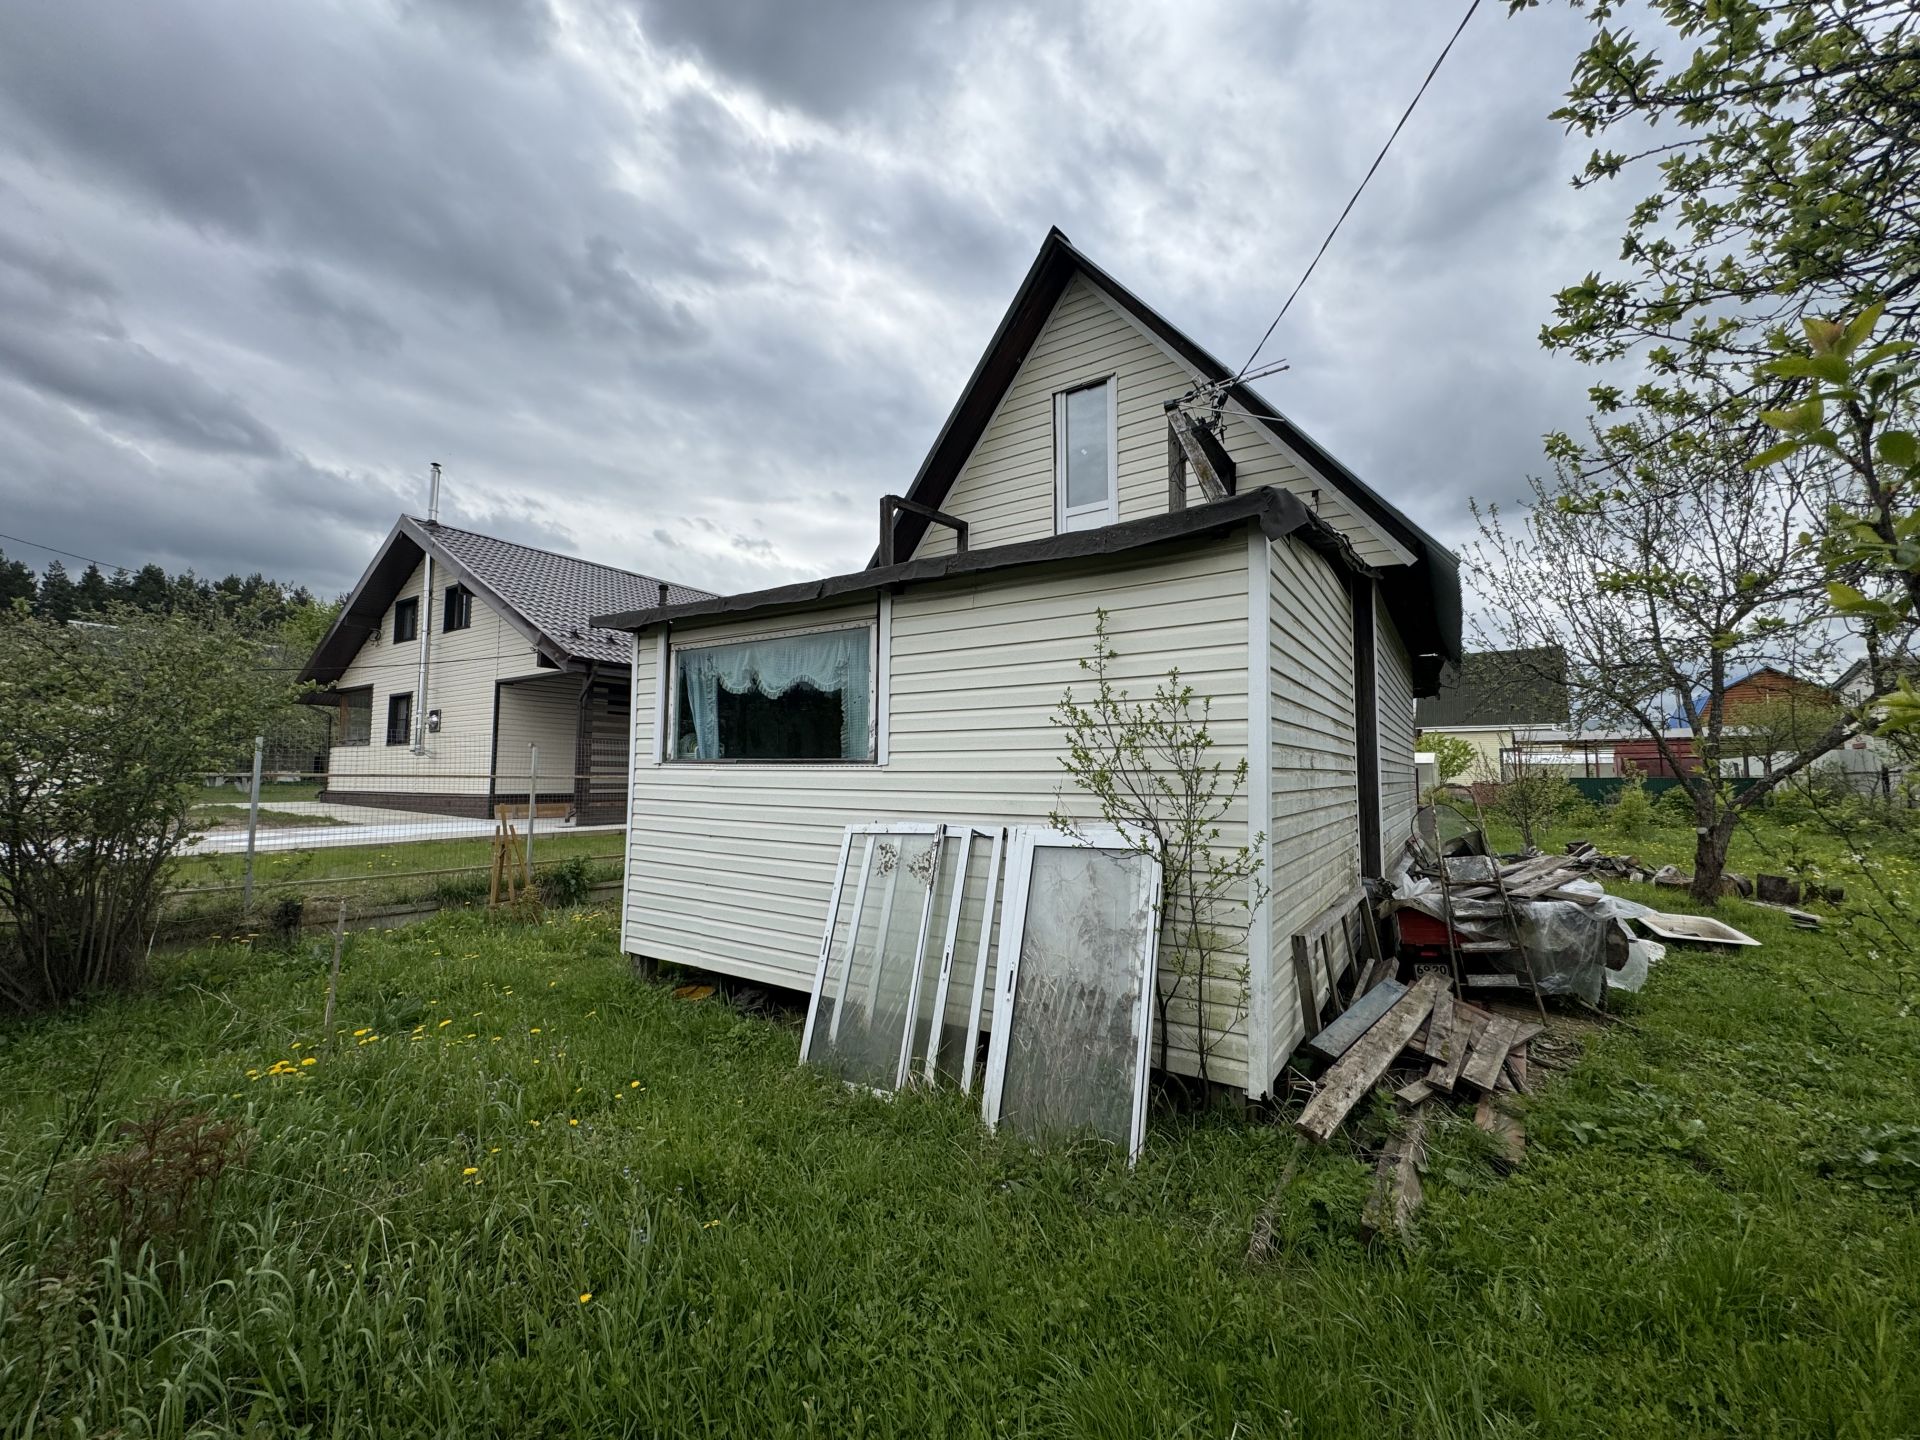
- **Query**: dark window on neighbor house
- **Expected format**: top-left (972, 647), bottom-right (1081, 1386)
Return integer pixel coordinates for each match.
top-left (386, 692), bottom-right (414, 746)
top-left (392, 596), bottom-right (419, 643)
top-left (443, 584), bottom-right (473, 632)
top-left (338, 687), bottom-right (373, 747)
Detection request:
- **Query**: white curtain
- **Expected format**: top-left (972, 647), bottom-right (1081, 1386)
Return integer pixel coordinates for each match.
top-left (681, 628), bottom-right (871, 759)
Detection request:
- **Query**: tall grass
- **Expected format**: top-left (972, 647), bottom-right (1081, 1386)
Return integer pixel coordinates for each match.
top-left (2, 899), bottom-right (1916, 1437)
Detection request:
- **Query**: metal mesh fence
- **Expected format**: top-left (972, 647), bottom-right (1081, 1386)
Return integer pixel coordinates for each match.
top-left (165, 733), bottom-right (627, 941)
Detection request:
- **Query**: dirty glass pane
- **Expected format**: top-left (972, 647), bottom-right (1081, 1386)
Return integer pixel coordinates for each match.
top-left (809, 834), bottom-right (938, 1091)
top-left (905, 836), bottom-right (963, 1085)
top-left (901, 835), bottom-right (999, 1088)
top-left (998, 845), bottom-right (1153, 1147)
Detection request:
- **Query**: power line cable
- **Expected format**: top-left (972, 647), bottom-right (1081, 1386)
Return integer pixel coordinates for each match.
top-left (0, 529), bottom-right (135, 575)
top-left (1228, 0), bottom-right (1484, 387)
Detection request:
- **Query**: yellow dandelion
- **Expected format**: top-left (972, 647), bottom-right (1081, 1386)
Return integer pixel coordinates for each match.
top-left (629, 1081), bottom-right (639, 1089)
top-left (463, 1166), bottom-right (478, 1176)
top-left (529, 1120), bottom-right (541, 1127)
top-left (353, 1028), bottom-right (369, 1037)
top-left (530, 1027), bottom-right (541, 1034)
top-left (489, 1146), bottom-right (500, 1154)
top-left (569, 1118), bottom-right (579, 1127)
top-left (579, 1292), bottom-right (593, 1304)
top-left (300, 1057), bottom-right (316, 1067)
top-left (439, 1019), bottom-right (452, 1028)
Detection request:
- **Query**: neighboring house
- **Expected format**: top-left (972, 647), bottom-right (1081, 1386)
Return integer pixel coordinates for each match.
top-left (299, 517), bottom-right (710, 821)
top-left (594, 227), bottom-right (1463, 1100)
top-left (1414, 647), bottom-right (1569, 780)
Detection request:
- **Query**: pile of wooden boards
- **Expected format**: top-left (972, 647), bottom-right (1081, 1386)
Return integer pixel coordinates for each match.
top-left (1293, 970), bottom-right (1541, 1240)
top-left (1437, 849), bottom-right (1608, 906)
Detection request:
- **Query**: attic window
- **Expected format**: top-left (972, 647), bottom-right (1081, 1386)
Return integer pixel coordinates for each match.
top-left (1055, 377), bottom-right (1117, 532)
top-left (443, 584), bottom-right (473, 632)
top-left (392, 597), bottom-right (419, 643)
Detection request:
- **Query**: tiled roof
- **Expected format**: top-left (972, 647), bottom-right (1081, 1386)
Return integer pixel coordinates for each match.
top-left (1415, 646), bottom-right (1569, 729)
top-left (418, 520), bottom-right (712, 666)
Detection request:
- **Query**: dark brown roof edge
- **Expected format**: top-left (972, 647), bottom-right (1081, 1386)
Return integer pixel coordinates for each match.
top-left (596, 490), bottom-right (1454, 695)
top-left (605, 485), bottom-right (1352, 617)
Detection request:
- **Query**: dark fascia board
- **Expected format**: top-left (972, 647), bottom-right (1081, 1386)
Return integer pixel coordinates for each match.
top-left (300, 516), bottom-right (576, 689)
top-left (602, 488), bottom-right (1343, 630)
top-left (869, 227), bottom-right (1461, 667)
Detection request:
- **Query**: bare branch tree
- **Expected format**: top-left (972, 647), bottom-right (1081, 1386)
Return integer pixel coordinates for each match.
top-left (1469, 400), bottom-right (1857, 901)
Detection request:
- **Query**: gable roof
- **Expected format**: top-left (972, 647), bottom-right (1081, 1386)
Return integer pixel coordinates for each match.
top-left (1416, 646), bottom-right (1569, 729)
top-left (876, 226), bottom-right (1462, 668)
top-left (300, 517), bottom-right (712, 686)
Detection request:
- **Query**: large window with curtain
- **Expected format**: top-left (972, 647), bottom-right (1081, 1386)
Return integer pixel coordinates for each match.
top-left (670, 624), bottom-right (874, 762)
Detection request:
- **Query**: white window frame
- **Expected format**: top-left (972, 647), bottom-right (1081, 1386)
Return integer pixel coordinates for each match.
top-left (1054, 375), bottom-right (1119, 533)
top-left (662, 618), bottom-right (880, 766)
top-left (980, 823), bottom-right (1162, 1163)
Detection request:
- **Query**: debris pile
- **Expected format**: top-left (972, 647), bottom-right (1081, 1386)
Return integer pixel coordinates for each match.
top-left (1282, 807), bottom-right (1777, 1244)
top-left (1290, 968), bottom-right (1545, 1242)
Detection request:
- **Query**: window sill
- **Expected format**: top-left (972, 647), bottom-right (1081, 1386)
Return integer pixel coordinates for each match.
top-left (656, 759), bottom-right (883, 771)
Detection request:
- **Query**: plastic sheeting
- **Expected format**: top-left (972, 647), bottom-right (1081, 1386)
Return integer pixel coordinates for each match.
top-left (1388, 852), bottom-right (1656, 1005)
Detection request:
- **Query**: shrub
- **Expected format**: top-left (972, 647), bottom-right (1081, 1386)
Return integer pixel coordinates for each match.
top-left (0, 607), bottom-right (284, 1013)
top-left (1611, 773), bottom-right (1655, 836)
top-left (540, 856), bottom-right (596, 908)
top-left (69, 1101), bottom-right (253, 1265)
top-left (1492, 769), bottom-right (1583, 849)
top-left (1659, 782), bottom-right (1698, 820)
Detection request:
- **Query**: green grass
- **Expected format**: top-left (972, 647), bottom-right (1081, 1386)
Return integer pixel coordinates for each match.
top-left (189, 805), bottom-right (342, 830)
top-left (171, 829), bottom-right (622, 891)
top-left (3, 887), bottom-right (1918, 1436)
top-left (191, 779), bottom-right (322, 806)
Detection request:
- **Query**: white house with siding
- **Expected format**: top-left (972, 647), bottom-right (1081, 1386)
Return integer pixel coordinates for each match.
top-left (595, 229), bottom-right (1461, 1098)
top-left (299, 518), bottom-right (709, 821)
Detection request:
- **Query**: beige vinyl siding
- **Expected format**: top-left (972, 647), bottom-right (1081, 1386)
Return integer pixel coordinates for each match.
top-left (1375, 600), bottom-right (1418, 863)
top-left (1264, 534), bottom-right (1361, 1079)
top-left (325, 555), bottom-right (559, 797)
top-left (622, 537), bottom-right (1256, 1088)
top-left (494, 674), bottom-right (587, 795)
top-left (917, 274), bottom-right (1406, 567)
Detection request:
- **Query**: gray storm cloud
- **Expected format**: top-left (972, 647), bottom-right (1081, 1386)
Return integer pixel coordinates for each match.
top-left (0, 0), bottom-right (1633, 598)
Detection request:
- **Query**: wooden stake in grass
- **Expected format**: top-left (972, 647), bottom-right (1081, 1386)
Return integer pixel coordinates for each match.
top-left (322, 898), bottom-right (346, 1043)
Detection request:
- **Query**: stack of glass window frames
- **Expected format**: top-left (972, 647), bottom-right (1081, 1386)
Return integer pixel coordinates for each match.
top-left (803, 822), bottom-right (1162, 1162)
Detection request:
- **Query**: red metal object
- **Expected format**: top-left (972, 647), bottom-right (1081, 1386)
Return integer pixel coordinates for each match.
top-left (1397, 909), bottom-right (1462, 959)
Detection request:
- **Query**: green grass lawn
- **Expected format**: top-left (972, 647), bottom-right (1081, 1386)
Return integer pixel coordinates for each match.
top-left (189, 804), bottom-right (344, 831)
top-left (3, 886), bottom-right (1918, 1436)
top-left (191, 779), bottom-right (323, 807)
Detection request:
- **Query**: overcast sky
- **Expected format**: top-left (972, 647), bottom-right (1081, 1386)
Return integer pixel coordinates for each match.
top-left (0, 0), bottom-right (1641, 600)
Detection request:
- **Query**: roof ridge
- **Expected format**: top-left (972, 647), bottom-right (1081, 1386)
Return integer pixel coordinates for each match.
top-left (406, 516), bottom-right (680, 589)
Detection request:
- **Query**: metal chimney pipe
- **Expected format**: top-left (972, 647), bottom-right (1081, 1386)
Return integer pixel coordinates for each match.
top-left (414, 463), bottom-right (438, 753)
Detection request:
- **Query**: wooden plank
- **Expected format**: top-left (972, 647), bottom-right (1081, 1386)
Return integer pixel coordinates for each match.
top-left (1507, 1022), bottom-right (1544, 1049)
top-left (1296, 974), bottom-right (1447, 1144)
top-left (1423, 990), bottom-right (1454, 1065)
top-left (1303, 980), bottom-right (1408, 1064)
top-left (1361, 1102), bottom-right (1429, 1242)
top-left (1425, 1004), bottom-right (1482, 1094)
top-left (1460, 1015), bottom-right (1523, 1094)
top-left (1290, 934), bottom-right (1321, 1040)
top-left (1319, 933), bottom-right (1346, 1016)
top-left (1505, 1049), bottom-right (1530, 1093)
top-left (1394, 1078), bottom-right (1434, 1107)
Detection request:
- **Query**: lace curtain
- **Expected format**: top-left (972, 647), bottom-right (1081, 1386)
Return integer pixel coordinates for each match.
top-left (680, 628), bottom-right (871, 760)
